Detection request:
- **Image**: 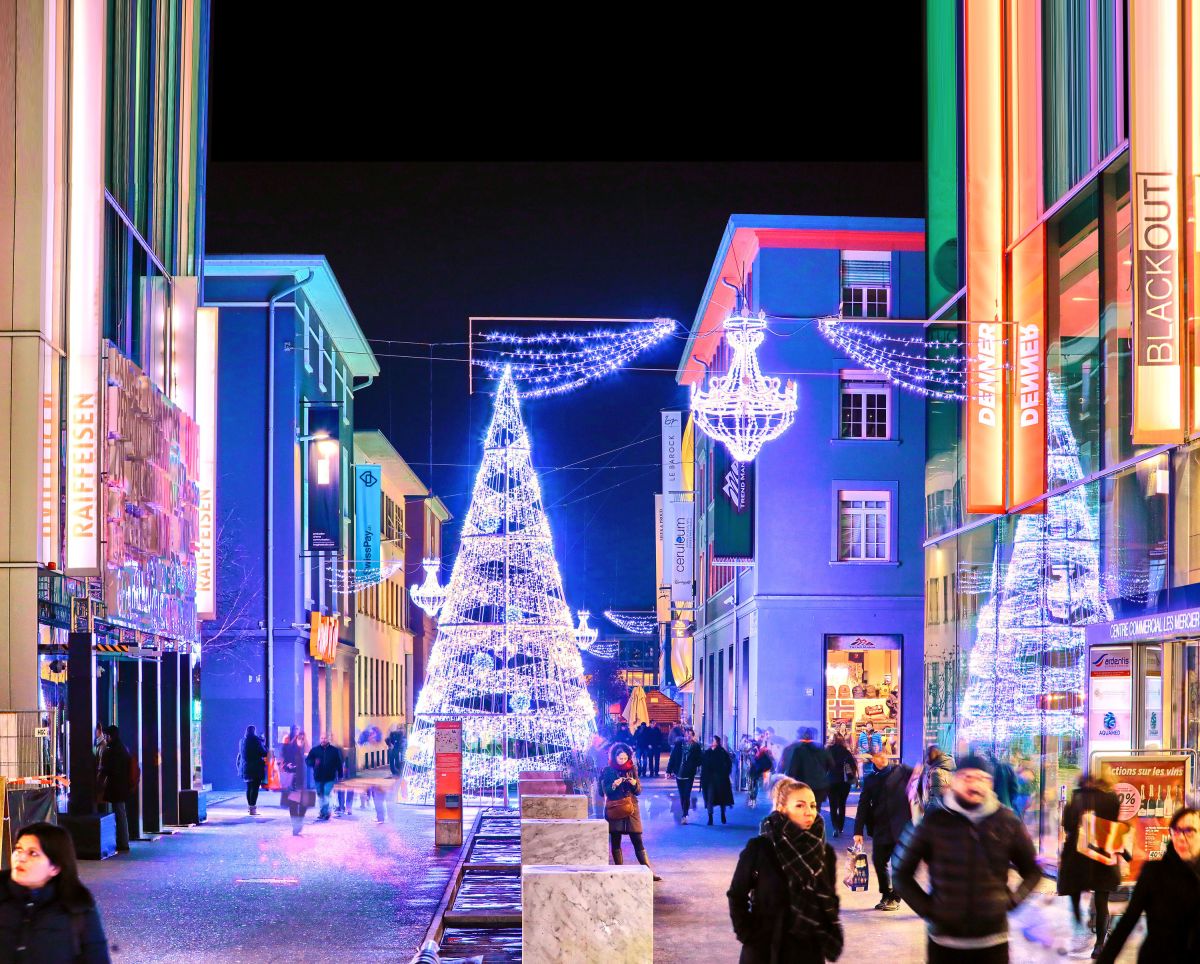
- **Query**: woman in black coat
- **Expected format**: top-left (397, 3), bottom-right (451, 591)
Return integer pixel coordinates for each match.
top-left (702, 735), bottom-right (736, 825)
top-left (237, 724), bottom-right (268, 815)
top-left (1057, 775), bottom-right (1122, 957)
top-left (600, 742), bottom-right (660, 880)
top-left (825, 734), bottom-right (857, 838)
top-left (728, 777), bottom-right (843, 964)
top-left (1097, 806), bottom-right (1200, 963)
top-left (0, 822), bottom-right (110, 963)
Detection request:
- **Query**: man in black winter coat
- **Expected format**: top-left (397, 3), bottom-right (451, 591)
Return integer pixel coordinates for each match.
top-left (892, 754), bottom-right (1041, 963)
top-left (666, 728), bottom-right (703, 823)
top-left (853, 749), bottom-right (913, 911)
top-left (306, 734), bottom-right (344, 821)
top-left (96, 726), bottom-right (133, 852)
top-left (784, 728), bottom-right (832, 810)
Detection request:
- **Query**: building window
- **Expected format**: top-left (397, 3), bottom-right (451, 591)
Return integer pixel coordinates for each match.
top-left (840, 372), bottom-right (891, 439)
top-left (840, 252), bottom-right (892, 318)
top-left (842, 285), bottom-right (890, 318)
top-left (838, 490), bottom-right (890, 561)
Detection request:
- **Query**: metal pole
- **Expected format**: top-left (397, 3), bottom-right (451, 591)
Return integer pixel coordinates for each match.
top-left (502, 433), bottom-right (510, 808)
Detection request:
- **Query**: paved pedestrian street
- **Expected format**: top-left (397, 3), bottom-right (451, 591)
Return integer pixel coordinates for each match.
top-left (79, 780), bottom-right (1141, 962)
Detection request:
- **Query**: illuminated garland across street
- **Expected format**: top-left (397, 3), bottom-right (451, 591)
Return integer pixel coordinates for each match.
top-left (403, 367), bottom-right (597, 803)
top-left (602, 610), bottom-right (657, 635)
top-left (474, 319), bottom-right (676, 398)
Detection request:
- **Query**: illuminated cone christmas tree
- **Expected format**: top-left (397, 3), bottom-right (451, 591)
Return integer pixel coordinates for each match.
top-left (404, 368), bottom-right (596, 803)
top-left (959, 377), bottom-right (1112, 746)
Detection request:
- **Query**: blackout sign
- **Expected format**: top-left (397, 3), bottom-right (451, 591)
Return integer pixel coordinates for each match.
top-left (1134, 171), bottom-right (1179, 366)
top-left (307, 404), bottom-right (341, 552)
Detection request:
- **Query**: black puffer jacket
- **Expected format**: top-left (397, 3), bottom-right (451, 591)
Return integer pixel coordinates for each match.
top-left (891, 793), bottom-right (1041, 941)
top-left (95, 742), bottom-right (131, 805)
top-left (1056, 785), bottom-right (1122, 896)
top-left (1096, 844), bottom-right (1200, 964)
top-left (238, 734), bottom-right (267, 783)
top-left (0, 872), bottom-right (110, 963)
top-left (853, 763), bottom-right (913, 847)
top-left (667, 740), bottom-right (702, 780)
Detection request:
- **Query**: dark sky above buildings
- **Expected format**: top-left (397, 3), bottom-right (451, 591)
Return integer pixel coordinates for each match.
top-left (203, 6), bottom-right (926, 611)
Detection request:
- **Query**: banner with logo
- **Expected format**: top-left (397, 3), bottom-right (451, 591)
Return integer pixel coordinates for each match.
top-left (1087, 646), bottom-right (1134, 750)
top-left (826, 634), bottom-right (902, 652)
top-left (654, 495), bottom-right (670, 621)
top-left (306, 404), bottom-right (341, 552)
top-left (712, 442), bottom-right (754, 563)
top-left (664, 498), bottom-right (694, 604)
top-left (354, 463), bottom-right (382, 584)
top-left (661, 410), bottom-right (684, 495)
top-left (1096, 754), bottom-right (1189, 882)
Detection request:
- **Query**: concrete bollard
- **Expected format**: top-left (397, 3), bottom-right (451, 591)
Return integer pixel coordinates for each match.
top-left (522, 864), bottom-right (653, 963)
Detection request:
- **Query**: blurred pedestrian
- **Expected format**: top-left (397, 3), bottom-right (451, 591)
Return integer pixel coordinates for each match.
top-left (600, 743), bottom-right (660, 880)
top-left (1, 822), bottom-right (110, 963)
top-left (1057, 774), bottom-right (1122, 959)
top-left (702, 735), bottom-right (735, 825)
top-left (236, 724), bottom-right (267, 816)
top-left (306, 733), bottom-right (344, 821)
top-left (649, 724), bottom-right (664, 776)
top-left (96, 726), bottom-right (132, 853)
top-left (385, 726), bottom-right (404, 775)
top-left (826, 733), bottom-right (857, 837)
top-left (279, 727), bottom-right (310, 835)
top-left (747, 742), bottom-right (775, 810)
top-left (785, 728), bottom-right (832, 812)
top-left (893, 753), bottom-right (1041, 963)
top-left (916, 744), bottom-right (955, 812)
top-left (853, 748), bottom-right (913, 911)
top-left (727, 777), bottom-right (843, 964)
top-left (633, 723), bottom-right (652, 776)
top-left (667, 727), bottom-right (703, 824)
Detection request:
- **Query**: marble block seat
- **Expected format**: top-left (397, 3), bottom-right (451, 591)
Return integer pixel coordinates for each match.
top-left (522, 864), bottom-right (653, 963)
top-left (520, 818), bottom-right (609, 866)
top-left (520, 794), bottom-right (589, 820)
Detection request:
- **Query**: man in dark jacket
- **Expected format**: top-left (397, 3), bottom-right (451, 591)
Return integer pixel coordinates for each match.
top-left (305, 733), bottom-right (344, 821)
top-left (648, 724), bottom-right (664, 776)
top-left (854, 749), bottom-right (913, 911)
top-left (237, 724), bottom-right (268, 816)
top-left (785, 728), bottom-right (832, 810)
top-left (892, 754), bottom-right (1041, 963)
top-left (97, 725), bottom-right (133, 852)
top-left (666, 728), bottom-right (703, 824)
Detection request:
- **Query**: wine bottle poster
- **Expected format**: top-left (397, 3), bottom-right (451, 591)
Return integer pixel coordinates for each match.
top-left (1097, 755), bottom-right (1189, 883)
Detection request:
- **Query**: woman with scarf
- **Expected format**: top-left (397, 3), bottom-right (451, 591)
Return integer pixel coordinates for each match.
top-left (600, 742), bottom-right (661, 880)
top-left (728, 777), bottom-right (843, 964)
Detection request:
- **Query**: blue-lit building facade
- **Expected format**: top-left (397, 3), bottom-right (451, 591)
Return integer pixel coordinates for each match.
top-left (201, 256), bottom-right (379, 790)
top-left (676, 215), bottom-right (927, 762)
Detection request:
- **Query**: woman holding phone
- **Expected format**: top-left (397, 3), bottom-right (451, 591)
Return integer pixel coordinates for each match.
top-left (601, 742), bottom-right (660, 880)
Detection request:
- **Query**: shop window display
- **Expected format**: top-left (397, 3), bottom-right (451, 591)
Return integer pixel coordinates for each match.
top-left (825, 636), bottom-right (900, 762)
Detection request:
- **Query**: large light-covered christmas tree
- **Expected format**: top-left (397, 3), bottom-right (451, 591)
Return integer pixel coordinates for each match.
top-left (959, 377), bottom-right (1112, 746)
top-left (404, 368), bottom-right (597, 803)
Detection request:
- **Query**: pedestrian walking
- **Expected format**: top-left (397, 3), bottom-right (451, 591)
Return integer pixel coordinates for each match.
top-left (1, 822), bottom-right (110, 962)
top-left (633, 723), bottom-right (652, 776)
top-left (666, 727), bottom-right (703, 824)
top-left (892, 753), bottom-right (1041, 963)
top-left (600, 743), bottom-right (661, 880)
top-left (649, 724), bottom-right (664, 776)
top-left (1057, 774), bottom-right (1123, 959)
top-left (853, 749), bottom-right (913, 911)
top-left (727, 777), bottom-right (843, 964)
top-left (385, 726), bottom-right (404, 775)
top-left (1094, 805), bottom-right (1200, 963)
top-left (305, 733), bottom-right (344, 821)
top-left (236, 724), bottom-right (268, 816)
top-left (826, 733), bottom-right (857, 837)
top-left (747, 742), bottom-right (775, 810)
top-left (915, 744), bottom-right (955, 811)
top-left (279, 728), bottom-right (310, 835)
top-left (702, 735), bottom-right (736, 825)
top-left (785, 728), bottom-right (832, 812)
top-left (95, 726), bottom-right (132, 853)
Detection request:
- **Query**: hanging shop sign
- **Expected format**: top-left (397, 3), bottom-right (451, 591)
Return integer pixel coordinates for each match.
top-left (1087, 647), bottom-right (1133, 750)
top-left (434, 720), bottom-right (463, 846)
top-left (963, 0), bottom-right (1007, 514)
top-left (1096, 754), bottom-right (1189, 882)
top-left (354, 463), bottom-right (382, 585)
top-left (1008, 225), bottom-right (1046, 511)
top-left (309, 612), bottom-right (339, 663)
top-left (40, 356), bottom-right (60, 568)
top-left (195, 307), bottom-right (219, 619)
top-left (661, 410), bottom-right (684, 495)
top-left (1130, 0), bottom-right (1186, 443)
top-left (1085, 606), bottom-right (1200, 645)
top-left (665, 498), bottom-right (694, 604)
top-left (306, 404), bottom-right (342, 552)
top-left (712, 442), bottom-right (754, 563)
top-left (654, 495), bottom-right (669, 622)
top-left (826, 634), bottom-right (902, 652)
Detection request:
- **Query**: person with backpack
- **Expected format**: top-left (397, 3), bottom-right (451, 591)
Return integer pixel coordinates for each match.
top-left (853, 748), bottom-right (914, 911)
top-left (96, 726), bottom-right (133, 853)
top-left (237, 724), bottom-right (268, 816)
top-left (785, 728), bottom-right (832, 812)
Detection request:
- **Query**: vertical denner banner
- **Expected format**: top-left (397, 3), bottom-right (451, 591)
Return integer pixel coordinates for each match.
top-left (661, 410), bottom-right (684, 494)
top-left (307, 404), bottom-right (341, 552)
top-left (1130, 0), bottom-right (1185, 443)
top-left (355, 463), bottom-right (382, 584)
top-left (712, 441), bottom-right (754, 563)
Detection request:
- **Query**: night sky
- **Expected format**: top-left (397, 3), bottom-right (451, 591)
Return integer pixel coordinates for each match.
top-left (203, 6), bottom-right (926, 612)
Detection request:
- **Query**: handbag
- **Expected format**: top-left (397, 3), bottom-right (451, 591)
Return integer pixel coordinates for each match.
top-left (1077, 811), bottom-right (1129, 865)
top-left (605, 794), bottom-right (638, 821)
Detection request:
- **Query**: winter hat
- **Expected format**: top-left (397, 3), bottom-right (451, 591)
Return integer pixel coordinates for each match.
top-left (954, 752), bottom-right (993, 776)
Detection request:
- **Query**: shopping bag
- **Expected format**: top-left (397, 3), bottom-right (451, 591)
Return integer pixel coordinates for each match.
top-left (844, 847), bottom-right (870, 891)
top-left (1077, 811), bottom-right (1131, 865)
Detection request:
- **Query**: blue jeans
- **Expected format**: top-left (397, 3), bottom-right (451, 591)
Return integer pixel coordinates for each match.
top-left (316, 780), bottom-right (335, 817)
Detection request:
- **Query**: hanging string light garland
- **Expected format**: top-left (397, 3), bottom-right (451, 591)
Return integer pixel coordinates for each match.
top-left (602, 610), bottom-right (657, 635)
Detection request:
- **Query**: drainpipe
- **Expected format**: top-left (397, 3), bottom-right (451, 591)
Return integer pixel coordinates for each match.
top-left (267, 270), bottom-right (314, 750)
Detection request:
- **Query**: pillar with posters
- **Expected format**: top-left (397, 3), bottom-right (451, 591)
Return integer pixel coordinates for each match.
top-left (1095, 753), bottom-right (1191, 882)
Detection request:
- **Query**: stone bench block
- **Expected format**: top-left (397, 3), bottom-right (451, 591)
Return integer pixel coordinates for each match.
top-left (518, 770), bottom-right (563, 781)
top-left (518, 779), bottom-right (568, 796)
top-left (522, 864), bottom-right (653, 963)
top-left (520, 794), bottom-right (589, 820)
top-left (520, 818), bottom-right (609, 866)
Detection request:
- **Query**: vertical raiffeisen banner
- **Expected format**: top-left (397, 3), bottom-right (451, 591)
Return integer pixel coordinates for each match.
top-left (355, 463), bottom-right (382, 584)
top-left (307, 404), bottom-right (341, 552)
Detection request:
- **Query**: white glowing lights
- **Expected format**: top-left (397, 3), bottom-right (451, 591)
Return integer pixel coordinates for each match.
top-left (817, 317), bottom-right (974, 401)
top-left (691, 310), bottom-right (798, 463)
top-left (409, 558), bottom-right (448, 618)
top-left (602, 610), bottom-right (656, 635)
top-left (404, 367), bottom-right (597, 803)
top-left (573, 610), bottom-right (599, 651)
top-left (475, 319), bottom-right (676, 398)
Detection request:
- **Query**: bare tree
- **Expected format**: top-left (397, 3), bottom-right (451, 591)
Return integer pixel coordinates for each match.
top-left (200, 515), bottom-right (261, 655)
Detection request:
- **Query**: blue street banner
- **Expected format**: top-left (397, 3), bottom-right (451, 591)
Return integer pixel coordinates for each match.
top-left (306, 404), bottom-right (341, 552)
top-left (355, 463), bottom-right (382, 584)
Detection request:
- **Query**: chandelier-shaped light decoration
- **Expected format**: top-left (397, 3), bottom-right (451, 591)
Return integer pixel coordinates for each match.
top-left (691, 309), bottom-right (798, 463)
top-left (573, 610), bottom-right (599, 651)
top-left (603, 610), bottom-right (656, 635)
top-left (409, 558), bottom-right (447, 618)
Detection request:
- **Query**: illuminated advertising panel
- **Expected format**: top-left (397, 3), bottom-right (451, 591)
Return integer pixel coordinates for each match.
top-left (1130, 0), bottom-right (1186, 443)
top-left (964, 0), bottom-right (1007, 513)
top-left (309, 612), bottom-right (339, 663)
top-left (195, 307), bottom-right (218, 619)
top-left (64, 0), bottom-right (106, 575)
top-left (354, 463), bottom-right (382, 585)
top-left (306, 404), bottom-right (341, 552)
top-left (1008, 225), bottom-right (1046, 510)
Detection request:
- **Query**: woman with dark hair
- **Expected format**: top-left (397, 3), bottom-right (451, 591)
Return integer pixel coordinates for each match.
top-left (279, 726), bottom-right (311, 836)
top-left (600, 742), bottom-right (661, 880)
top-left (237, 724), bottom-right (268, 816)
top-left (825, 733), bottom-right (857, 837)
top-left (0, 822), bottom-right (110, 962)
top-left (702, 735), bottom-right (735, 825)
top-left (728, 777), bottom-right (843, 963)
top-left (1097, 806), bottom-right (1200, 963)
top-left (1058, 774), bottom-right (1122, 958)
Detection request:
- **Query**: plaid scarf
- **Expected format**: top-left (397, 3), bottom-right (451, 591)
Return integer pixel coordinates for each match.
top-left (761, 811), bottom-right (843, 961)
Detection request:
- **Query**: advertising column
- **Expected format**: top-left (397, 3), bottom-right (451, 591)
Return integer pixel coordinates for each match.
top-left (434, 720), bottom-right (463, 845)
